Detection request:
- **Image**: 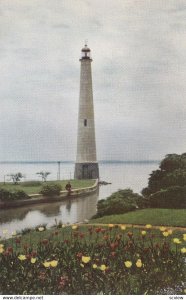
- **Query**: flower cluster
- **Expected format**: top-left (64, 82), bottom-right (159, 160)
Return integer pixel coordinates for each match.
top-left (0, 223), bottom-right (185, 295)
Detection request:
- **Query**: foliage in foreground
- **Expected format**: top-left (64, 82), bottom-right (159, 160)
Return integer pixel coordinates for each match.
top-left (0, 225), bottom-right (185, 295)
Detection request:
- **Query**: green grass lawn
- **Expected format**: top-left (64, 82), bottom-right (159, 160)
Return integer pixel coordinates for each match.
top-left (0, 179), bottom-right (95, 195)
top-left (90, 208), bottom-right (186, 227)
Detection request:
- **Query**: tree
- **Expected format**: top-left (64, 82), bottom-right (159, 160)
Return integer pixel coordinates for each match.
top-left (142, 152), bottom-right (186, 208)
top-left (36, 171), bottom-right (51, 182)
top-left (148, 186), bottom-right (186, 209)
top-left (160, 154), bottom-right (181, 172)
top-left (8, 173), bottom-right (23, 185)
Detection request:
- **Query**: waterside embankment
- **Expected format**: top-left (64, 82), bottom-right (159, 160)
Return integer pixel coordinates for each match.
top-left (0, 179), bottom-right (99, 209)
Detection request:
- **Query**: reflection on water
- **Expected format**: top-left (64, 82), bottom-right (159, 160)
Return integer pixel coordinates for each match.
top-left (0, 190), bottom-right (99, 236)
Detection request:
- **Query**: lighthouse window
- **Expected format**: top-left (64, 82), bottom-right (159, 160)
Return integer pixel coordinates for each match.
top-left (84, 119), bottom-right (87, 126)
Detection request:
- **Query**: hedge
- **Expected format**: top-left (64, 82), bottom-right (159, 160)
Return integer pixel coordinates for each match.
top-left (148, 185), bottom-right (186, 209)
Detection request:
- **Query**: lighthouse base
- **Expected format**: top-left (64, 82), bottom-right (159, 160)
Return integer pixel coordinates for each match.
top-left (74, 162), bottom-right (99, 180)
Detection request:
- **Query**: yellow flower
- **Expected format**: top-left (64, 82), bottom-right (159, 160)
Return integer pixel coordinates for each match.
top-left (0, 248), bottom-right (4, 254)
top-left (80, 263), bottom-right (84, 268)
top-left (100, 264), bottom-right (107, 271)
top-left (31, 258), bottom-right (37, 264)
top-left (2, 229), bottom-right (8, 235)
top-left (108, 224), bottom-right (114, 228)
top-left (163, 231), bottom-right (169, 237)
top-left (0, 244), bottom-right (4, 248)
top-left (12, 231), bottom-right (17, 236)
top-left (173, 238), bottom-right (181, 244)
top-left (136, 259), bottom-right (143, 268)
top-left (141, 231), bottom-right (146, 236)
top-left (124, 261), bottom-right (132, 268)
top-left (159, 226), bottom-right (166, 232)
top-left (38, 227), bottom-right (45, 232)
top-left (72, 225), bottom-right (78, 230)
top-left (92, 264), bottom-right (97, 269)
top-left (82, 256), bottom-right (91, 264)
top-left (62, 224), bottom-right (66, 228)
top-left (145, 224), bottom-right (152, 229)
top-left (120, 225), bottom-right (126, 230)
top-left (18, 255), bottom-right (27, 261)
top-left (50, 260), bottom-right (58, 267)
top-left (43, 261), bottom-right (50, 268)
top-left (181, 248), bottom-right (186, 254)
top-left (183, 234), bottom-right (186, 241)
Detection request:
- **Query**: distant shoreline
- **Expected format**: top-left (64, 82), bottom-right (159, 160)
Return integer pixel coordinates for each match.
top-left (0, 160), bottom-right (160, 164)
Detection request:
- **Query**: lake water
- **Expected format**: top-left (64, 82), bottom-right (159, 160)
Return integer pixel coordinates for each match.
top-left (0, 161), bottom-right (159, 235)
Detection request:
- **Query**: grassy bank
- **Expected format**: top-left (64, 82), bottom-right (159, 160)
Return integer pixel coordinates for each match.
top-left (90, 209), bottom-right (186, 227)
top-left (0, 179), bottom-right (95, 195)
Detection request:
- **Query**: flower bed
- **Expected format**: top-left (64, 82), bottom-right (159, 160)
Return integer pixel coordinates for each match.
top-left (0, 224), bottom-right (185, 295)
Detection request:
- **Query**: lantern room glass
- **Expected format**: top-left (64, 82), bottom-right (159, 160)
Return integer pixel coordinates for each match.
top-left (81, 51), bottom-right (90, 59)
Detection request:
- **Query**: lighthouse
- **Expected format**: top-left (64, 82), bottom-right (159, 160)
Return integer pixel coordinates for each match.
top-left (74, 44), bottom-right (99, 179)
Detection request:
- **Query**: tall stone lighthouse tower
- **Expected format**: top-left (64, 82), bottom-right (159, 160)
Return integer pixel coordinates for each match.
top-left (74, 44), bottom-right (99, 179)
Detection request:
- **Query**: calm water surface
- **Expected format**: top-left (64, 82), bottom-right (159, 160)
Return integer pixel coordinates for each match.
top-left (0, 162), bottom-right (158, 235)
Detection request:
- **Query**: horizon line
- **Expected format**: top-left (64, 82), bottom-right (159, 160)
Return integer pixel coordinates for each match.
top-left (0, 160), bottom-right (160, 164)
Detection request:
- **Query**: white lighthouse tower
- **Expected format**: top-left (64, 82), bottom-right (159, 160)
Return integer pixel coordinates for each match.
top-left (74, 44), bottom-right (99, 179)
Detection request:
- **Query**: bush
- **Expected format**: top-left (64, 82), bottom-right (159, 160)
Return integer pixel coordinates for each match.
top-left (93, 189), bottom-right (144, 218)
top-left (13, 190), bottom-right (30, 200)
top-left (40, 183), bottom-right (62, 196)
top-left (0, 189), bottom-right (13, 201)
top-left (142, 153), bottom-right (186, 196)
top-left (0, 189), bottom-right (30, 201)
top-left (148, 185), bottom-right (186, 209)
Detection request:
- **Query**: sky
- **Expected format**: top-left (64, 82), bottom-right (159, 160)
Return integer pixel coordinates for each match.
top-left (0, 0), bottom-right (186, 161)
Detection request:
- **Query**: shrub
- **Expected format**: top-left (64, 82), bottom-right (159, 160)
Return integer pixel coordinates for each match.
top-left (0, 189), bottom-right (13, 201)
top-left (40, 183), bottom-right (62, 196)
top-left (142, 153), bottom-right (186, 196)
top-left (93, 189), bottom-right (144, 218)
top-left (148, 186), bottom-right (186, 209)
top-left (0, 189), bottom-right (29, 201)
top-left (13, 190), bottom-right (30, 200)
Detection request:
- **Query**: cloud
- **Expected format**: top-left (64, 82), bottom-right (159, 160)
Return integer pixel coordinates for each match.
top-left (0, 0), bottom-right (186, 161)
